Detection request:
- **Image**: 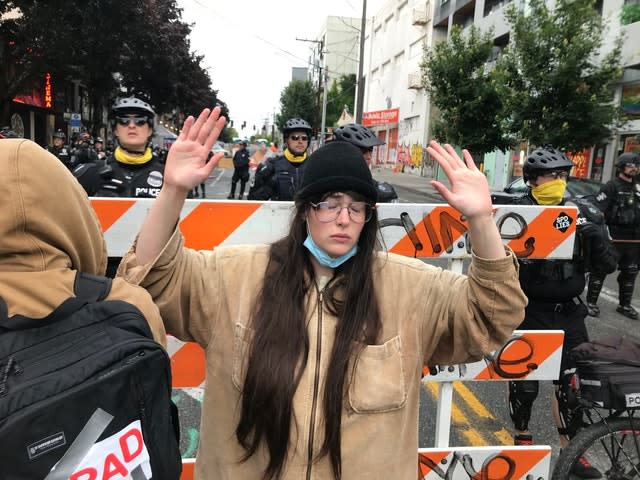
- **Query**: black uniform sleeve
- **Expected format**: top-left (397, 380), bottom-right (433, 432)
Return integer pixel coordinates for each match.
top-left (594, 181), bottom-right (616, 222)
top-left (573, 198), bottom-right (619, 274)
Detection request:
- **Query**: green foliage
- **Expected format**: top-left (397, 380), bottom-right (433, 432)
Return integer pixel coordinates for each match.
top-left (621, 4), bottom-right (640, 25)
top-left (495, 0), bottom-right (623, 152)
top-left (0, 0), bottom-right (228, 130)
top-left (219, 125), bottom-right (237, 144)
top-left (276, 79), bottom-right (319, 134)
top-left (421, 25), bottom-right (513, 155)
top-left (325, 74), bottom-right (356, 128)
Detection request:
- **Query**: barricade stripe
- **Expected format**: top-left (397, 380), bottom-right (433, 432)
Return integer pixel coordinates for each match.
top-left (389, 206), bottom-right (464, 257)
top-left (91, 198), bottom-right (136, 232)
top-left (418, 451), bottom-right (449, 477)
top-left (474, 331), bottom-right (564, 380)
top-left (501, 447), bottom-right (550, 478)
top-left (170, 342), bottom-right (206, 388)
top-left (507, 207), bottom-right (576, 259)
top-left (179, 201), bottom-right (261, 250)
top-left (180, 458), bottom-right (195, 480)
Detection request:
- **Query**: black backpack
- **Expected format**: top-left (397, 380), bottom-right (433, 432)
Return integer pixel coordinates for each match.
top-left (0, 272), bottom-right (181, 480)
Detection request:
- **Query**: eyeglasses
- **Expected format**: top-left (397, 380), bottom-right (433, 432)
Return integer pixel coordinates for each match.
top-left (115, 116), bottom-right (149, 127)
top-left (360, 147), bottom-right (374, 154)
top-left (540, 170), bottom-right (569, 180)
top-left (289, 134), bottom-right (309, 142)
top-left (310, 200), bottom-right (373, 223)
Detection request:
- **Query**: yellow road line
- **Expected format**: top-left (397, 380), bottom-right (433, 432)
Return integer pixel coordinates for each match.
top-left (425, 381), bottom-right (510, 447)
top-left (453, 381), bottom-right (495, 420)
top-left (424, 383), bottom-right (466, 419)
top-left (425, 383), bottom-right (468, 424)
top-left (462, 429), bottom-right (487, 446)
top-left (494, 428), bottom-right (514, 446)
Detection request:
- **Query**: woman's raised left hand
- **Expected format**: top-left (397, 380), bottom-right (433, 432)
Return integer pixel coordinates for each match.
top-left (426, 141), bottom-right (493, 220)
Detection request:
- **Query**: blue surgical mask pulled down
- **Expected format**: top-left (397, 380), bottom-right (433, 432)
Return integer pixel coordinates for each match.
top-left (303, 234), bottom-right (358, 268)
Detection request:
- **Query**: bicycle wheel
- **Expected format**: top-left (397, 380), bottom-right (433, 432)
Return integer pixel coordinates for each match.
top-left (552, 417), bottom-right (640, 479)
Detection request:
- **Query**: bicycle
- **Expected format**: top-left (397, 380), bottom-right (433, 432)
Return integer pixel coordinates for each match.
top-left (551, 337), bottom-right (640, 479)
top-left (552, 408), bottom-right (640, 479)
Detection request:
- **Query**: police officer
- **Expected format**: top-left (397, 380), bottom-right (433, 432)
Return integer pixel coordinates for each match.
top-left (332, 123), bottom-right (398, 202)
top-left (587, 152), bottom-right (640, 319)
top-left (333, 123), bottom-right (384, 165)
top-left (228, 139), bottom-right (250, 199)
top-left (47, 129), bottom-right (72, 169)
top-left (93, 136), bottom-right (106, 162)
top-left (248, 117), bottom-right (312, 200)
top-left (69, 131), bottom-right (98, 168)
top-left (94, 97), bottom-right (164, 198)
top-left (505, 147), bottom-right (615, 479)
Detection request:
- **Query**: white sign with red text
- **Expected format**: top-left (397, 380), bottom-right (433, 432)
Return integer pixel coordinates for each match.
top-left (67, 421), bottom-right (150, 480)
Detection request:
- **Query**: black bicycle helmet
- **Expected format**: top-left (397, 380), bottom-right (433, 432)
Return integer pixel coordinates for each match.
top-left (53, 129), bottom-right (66, 140)
top-left (110, 97), bottom-right (155, 127)
top-left (615, 152), bottom-right (640, 171)
top-left (283, 117), bottom-right (312, 136)
top-left (523, 147), bottom-right (574, 183)
top-left (333, 123), bottom-right (385, 148)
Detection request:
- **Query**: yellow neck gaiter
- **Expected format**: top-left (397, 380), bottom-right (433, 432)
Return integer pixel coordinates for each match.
top-left (531, 178), bottom-right (567, 205)
top-left (114, 146), bottom-right (153, 165)
top-left (283, 149), bottom-right (307, 164)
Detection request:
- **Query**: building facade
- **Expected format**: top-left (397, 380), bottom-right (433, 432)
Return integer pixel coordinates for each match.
top-left (360, 0), bottom-right (640, 187)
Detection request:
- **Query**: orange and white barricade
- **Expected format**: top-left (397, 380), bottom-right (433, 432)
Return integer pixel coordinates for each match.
top-left (90, 199), bottom-right (576, 479)
top-left (91, 199), bottom-right (577, 261)
top-left (418, 446), bottom-right (551, 479)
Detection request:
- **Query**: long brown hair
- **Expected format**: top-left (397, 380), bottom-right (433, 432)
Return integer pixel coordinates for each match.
top-left (236, 194), bottom-right (382, 479)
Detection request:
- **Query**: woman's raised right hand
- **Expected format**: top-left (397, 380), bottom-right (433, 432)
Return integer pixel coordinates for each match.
top-left (164, 107), bottom-right (227, 193)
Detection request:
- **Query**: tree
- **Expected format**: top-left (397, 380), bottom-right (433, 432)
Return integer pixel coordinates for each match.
top-left (496, 0), bottom-right (623, 152)
top-left (421, 25), bottom-right (513, 155)
top-left (325, 74), bottom-right (356, 128)
top-left (276, 80), bottom-right (319, 134)
top-left (0, 0), bottom-right (228, 132)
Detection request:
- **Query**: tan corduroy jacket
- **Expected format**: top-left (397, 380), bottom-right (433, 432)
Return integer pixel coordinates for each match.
top-left (0, 139), bottom-right (166, 343)
top-left (119, 230), bottom-right (526, 480)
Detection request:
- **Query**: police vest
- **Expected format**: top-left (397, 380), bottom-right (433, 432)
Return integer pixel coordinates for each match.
top-left (97, 155), bottom-right (164, 198)
top-left (270, 155), bottom-right (306, 201)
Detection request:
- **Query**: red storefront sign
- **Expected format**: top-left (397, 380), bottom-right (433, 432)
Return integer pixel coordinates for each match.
top-left (44, 72), bottom-right (53, 109)
top-left (362, 108), bottom-right (399, 126)
top-left (568, 148), bottom-right (591, 179)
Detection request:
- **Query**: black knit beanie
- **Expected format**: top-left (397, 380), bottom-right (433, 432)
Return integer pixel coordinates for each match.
top-left (296, 141), bottom-right (378, 202)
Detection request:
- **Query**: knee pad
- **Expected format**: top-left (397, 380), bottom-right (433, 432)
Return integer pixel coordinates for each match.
top-left (588, 274), bottom-right (604, 289)
top-left (508, 381), bottom-right (539, 431)
top-left (619, 263), bottom-right (639, 277)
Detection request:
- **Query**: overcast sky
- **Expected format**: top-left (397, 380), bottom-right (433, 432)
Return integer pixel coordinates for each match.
top-left (178, 0), bottom-right (384, 137)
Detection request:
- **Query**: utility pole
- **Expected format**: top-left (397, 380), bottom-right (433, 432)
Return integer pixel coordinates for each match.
top-left (296, 37), bottom-right (325, 140)
top-left (320, 59), bottom-right (329, 146)
top-left (355, 0), bottom-right (367, 123)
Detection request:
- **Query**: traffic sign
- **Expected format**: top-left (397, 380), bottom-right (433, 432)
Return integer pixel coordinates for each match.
top-left (69, 113), bottom-right (82, 128)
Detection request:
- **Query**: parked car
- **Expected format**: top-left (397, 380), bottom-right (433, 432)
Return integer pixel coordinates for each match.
top-left (491, 176), bottom-right (602, 204)
top-left (212, 141), bottom-right (230, 157)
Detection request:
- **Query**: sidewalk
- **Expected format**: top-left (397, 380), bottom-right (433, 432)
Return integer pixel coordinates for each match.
top-left (372, 166), bottom-right (446, 203)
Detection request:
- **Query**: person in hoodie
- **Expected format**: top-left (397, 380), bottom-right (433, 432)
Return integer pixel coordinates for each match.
top-left (118, 106), bottom-right (526, 480)
top-left (0, 139), bottom-right (166, 347)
